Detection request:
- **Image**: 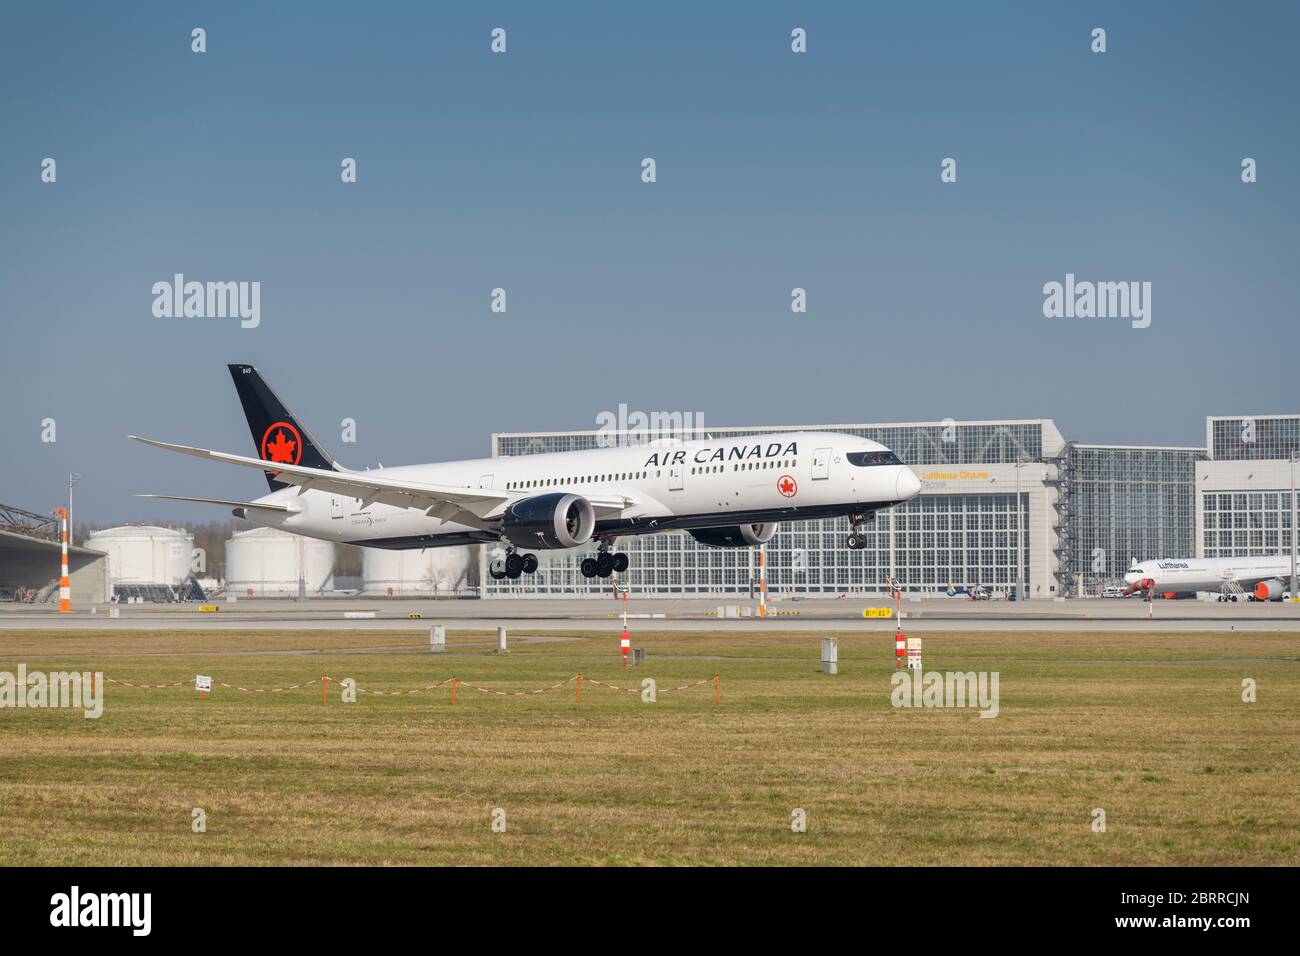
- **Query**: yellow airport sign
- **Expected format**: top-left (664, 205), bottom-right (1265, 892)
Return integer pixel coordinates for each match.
top-left (863, 608), bottom-right (894, 619)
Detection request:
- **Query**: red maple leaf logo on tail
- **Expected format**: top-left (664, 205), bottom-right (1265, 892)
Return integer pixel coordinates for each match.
top-left (266, 429), bottom-right (297, 464)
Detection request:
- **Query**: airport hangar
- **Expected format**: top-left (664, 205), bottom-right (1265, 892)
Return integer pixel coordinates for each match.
top-left (478, 415), bottom-right (1299, 599)
top-left (0, 503), bottom-right (111, 604)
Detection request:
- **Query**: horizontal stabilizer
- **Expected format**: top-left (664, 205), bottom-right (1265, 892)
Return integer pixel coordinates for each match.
top-left (135, 493), bottom-right (298, 513)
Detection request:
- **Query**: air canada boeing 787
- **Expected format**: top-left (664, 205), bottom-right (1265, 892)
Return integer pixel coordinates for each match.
top-left (133, 365), bottom-right (922, 580)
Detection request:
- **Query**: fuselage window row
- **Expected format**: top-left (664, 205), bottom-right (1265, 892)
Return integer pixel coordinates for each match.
top-left (507, 470), bottom-right (656, 490)
top-left (504, 461), bottom-right (803, 489)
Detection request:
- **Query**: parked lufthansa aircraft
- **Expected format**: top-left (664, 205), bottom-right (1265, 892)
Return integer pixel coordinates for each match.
top-left (1124, 555), bottom-right (1297, 600)
top-left (133, 365), bottom-right (922, 580)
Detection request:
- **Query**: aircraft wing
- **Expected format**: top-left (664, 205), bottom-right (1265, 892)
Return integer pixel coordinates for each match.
top-left (1223, 570), bottom-right (1279, 589)
top-left (132, 436), bottom-right (515, 528)
top-left (135, 493), bottom-right (300, 513)
top-left (131, 436), bottom-right (639, 528)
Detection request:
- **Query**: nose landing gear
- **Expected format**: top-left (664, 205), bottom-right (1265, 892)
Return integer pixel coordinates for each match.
top-left (846, 511), bottom-right (875, 550)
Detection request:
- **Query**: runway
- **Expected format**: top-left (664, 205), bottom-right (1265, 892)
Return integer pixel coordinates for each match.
top-left (3, 596), bottom-right (1299, 632)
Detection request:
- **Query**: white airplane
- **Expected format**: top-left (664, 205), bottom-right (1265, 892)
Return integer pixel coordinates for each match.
top-left (1124, 555), bottom-right (1297, 600)
top-left (133, 365), bottom-right (922, 580)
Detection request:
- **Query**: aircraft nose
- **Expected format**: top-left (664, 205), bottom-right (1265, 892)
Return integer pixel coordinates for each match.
top-left (896, 467), bottom-right (921, 500)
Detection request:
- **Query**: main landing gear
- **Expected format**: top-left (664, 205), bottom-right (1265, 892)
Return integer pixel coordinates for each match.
top-left (846, 511), bottom-right (875, 550)
top-left (489, 547), bottom-right (539, 580)
top-left (580, 541), bottom-right (629, 579)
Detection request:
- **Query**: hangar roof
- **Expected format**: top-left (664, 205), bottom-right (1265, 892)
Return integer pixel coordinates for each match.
top-left (0, 528), bottom-right (106, 559)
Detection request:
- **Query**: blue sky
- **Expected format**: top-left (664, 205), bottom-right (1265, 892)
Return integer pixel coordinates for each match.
top-left (2, 1), bottom-right (1297, 521)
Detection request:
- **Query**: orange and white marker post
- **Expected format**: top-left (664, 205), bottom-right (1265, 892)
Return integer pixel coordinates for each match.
top-left (620, 589), bottom-right (631, 664)
top-left (758, 544), bottom-right (767, 618)
top-left (895, 629), bottom-right (906, 669)
top-left (55, 507), bottom-right (70, 613)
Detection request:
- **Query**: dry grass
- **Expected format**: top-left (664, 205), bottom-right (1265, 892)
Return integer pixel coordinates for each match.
top-left (0, 627), bottom-right (1297, 865)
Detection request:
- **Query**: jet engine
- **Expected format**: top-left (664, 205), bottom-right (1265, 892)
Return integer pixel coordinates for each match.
top-left (501, 493), bottom-right (595, 549)
top-left (688, 523), bottom-right (779, 548)
top-left (1254, 579), bottom-right (1286, 601)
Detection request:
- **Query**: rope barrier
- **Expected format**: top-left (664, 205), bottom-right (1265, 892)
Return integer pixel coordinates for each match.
top-left (101, 676), bottom-right (191, 689)
top-left (580, 676), bottom-right (637, 695)
top-left (458, 675), bottom-right (579, 698)
top-left (547, 676), bottom-right (717, 695)
top-left (95, 672), bottom-right (721, 701)
top-left (219, 678), bottom-right (319, 694)
top-left (338, 675), bottom-right (455, 697)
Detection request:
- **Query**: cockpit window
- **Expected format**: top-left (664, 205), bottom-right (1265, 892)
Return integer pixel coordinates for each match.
top-left (847, 450), bottom-right (902, 467)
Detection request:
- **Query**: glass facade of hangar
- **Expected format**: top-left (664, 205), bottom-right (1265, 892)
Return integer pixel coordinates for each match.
top-left (1209, 417), bottom-right (1300, 462)
top-left (1068, 446), bottom-right (1205, 587)
top-left (484, 493), bottom-right (1030, 596)
top-left (1201, 492), bottom-right (1296, 558)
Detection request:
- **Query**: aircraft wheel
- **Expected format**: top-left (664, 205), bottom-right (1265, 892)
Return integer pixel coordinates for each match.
top-left (489, 560), bottom-right (506, 581)
top-left (846, 534), bottom-right (858, 550)
top-left (521, 553), bottom-right (538, 574)
top-left (595, 552), bottom-right (614, 577)
top-left (505, 553), bottom-right (523, 577)
top-left (580, 557), bottom-right (598, 578)
top-left (612, 553), bottom-right (629, 573)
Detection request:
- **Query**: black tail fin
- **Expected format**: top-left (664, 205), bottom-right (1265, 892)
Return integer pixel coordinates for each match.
top-left (228, 364), bottom-right (340, 491)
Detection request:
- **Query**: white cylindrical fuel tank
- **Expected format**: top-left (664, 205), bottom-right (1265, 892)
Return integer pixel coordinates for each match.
top-left (362, 546), bottom-right (471, 596)
top-left (86, 525), bottom-right (194, 586)
top-left (225, 527), bottom-right (335, 597)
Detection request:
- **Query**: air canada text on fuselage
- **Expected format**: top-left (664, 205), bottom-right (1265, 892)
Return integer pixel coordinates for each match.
top-left (643, 441), bottom-right (799, 468)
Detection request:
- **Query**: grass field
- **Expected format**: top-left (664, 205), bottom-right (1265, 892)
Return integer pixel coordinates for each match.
top-left (1, 626), bottom-right (1297, 865)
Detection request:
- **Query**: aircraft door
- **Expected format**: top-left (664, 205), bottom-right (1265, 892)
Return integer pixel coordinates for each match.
top-left (479, 474), bottom-right (494, 488)
top-left (812, 447), bottom-right (832, 480)
top-left (330, 495), bottom-right (343, 519)
top-left (668, 464), bottom-right (684, 491)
